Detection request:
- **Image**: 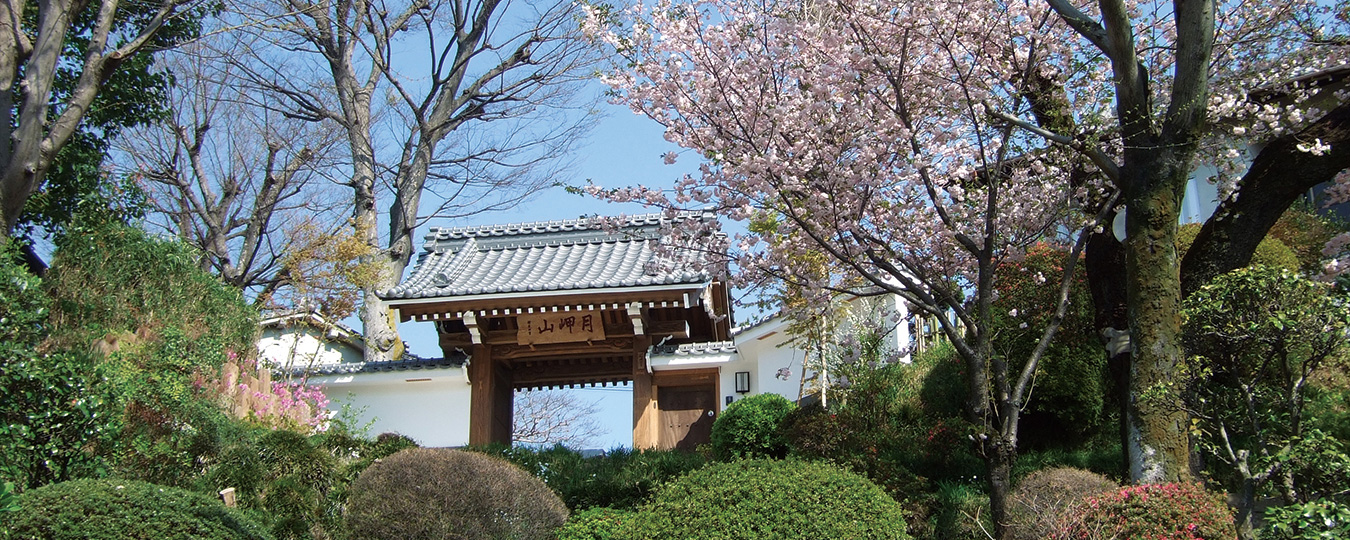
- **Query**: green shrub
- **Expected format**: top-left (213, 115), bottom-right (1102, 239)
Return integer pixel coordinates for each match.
top-left (1051, 482), bottom-right (1235, 540)
top-left (626, 458), bottom-right (910, 539)
top-left (1010, 467), bottom-right (1117, 540)
top-left (0, 480), bottom-right (18, 513)
top-left (556, 507), bottom-right (635, 540)
top-left (475, 443), bottom-right (707, 511)
top-left (989, 243), bottom-right (1111, 448)
top-left (926, 481), bottom-right (991, 540)
top-left (710, 393), bottom-right (796, 460)
top-left (6, 478), bottom-right (271, 540)
top-left (1262, 499), bottom-right (1350, 539)
top-left (0, 239), bottom-right (48, 346)
top-left (201, 429), bottom-right (338, 540)
top-left (0, 347), bottom-right (119, 491)
top-left (39, 223), bottom-right (260, 486)
top-left (1177, 222), bottom-right (1301, 273)
top-left (346, 448), bottom-right (567, 540)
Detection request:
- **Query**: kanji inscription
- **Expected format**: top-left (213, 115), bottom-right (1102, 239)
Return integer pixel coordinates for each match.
top-left (517, 311), bottom-right (606, 345)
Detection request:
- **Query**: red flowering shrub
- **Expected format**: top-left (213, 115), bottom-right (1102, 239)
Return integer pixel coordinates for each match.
top-left (1051, 482), bottom-right (1235, 540)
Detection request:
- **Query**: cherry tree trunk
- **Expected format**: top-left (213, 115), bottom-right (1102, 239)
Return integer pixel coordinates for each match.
top-left (1122, 156), bottom-right (1192, 484)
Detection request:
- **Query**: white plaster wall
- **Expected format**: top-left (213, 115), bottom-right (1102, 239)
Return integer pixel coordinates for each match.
top-left (309, 368), bottom-right (471, 447)
top-left (728, 323), bottom-right (808, 408)
top-left (258, 327), bottom-right (363, 370)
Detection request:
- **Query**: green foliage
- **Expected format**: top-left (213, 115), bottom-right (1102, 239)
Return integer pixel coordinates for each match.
top-left (0, 240), bottom-right (48, 346)
top-left (6, 478), bottom-right (271, 540)
top-left (1281, 429), bottom-right (1350, 505)
top-left (710, 393), bottom-right (796, 460)
top-left (14, 1), bottom-right (208, 241)
top-left (346, 448), bottom-right (568, 540)
top-left (40, 222), bottom-right (260, 485)
top-left (1177, 222), bottom-right (1301, 273)
top-left (556, 507), bottom-right (636, 540)
top-left (1262, 499), bottom-right (1350, 540)
top-left (45, 222), bottom-right (257, 354)
top-left (0, 480), bottom-right (18, 513)
top-left (1183, 265), bottom-right (1350, 499)
top-left (990, 243), bottom-right (1111, 447)
top-left (201, 429), bottom-right (338, 540)
top-left (1051, 483), bottom-right (1236, 540)
top-left (782, 342), bottom-right (984, 536)
top-left (0, 347), bottom-right (119, 491)
top-left (624, 459), bottom-right (910, 539)
top-left (475, 443), bottom-right (708, 511)
top-left (926, 481), bottom-right (991, 540)
top-left (1267, 202), bottom-right (1342, 274)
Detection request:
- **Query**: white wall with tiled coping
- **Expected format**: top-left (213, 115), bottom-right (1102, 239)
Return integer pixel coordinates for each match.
top-left (278, 294), bottom-right (912, 448)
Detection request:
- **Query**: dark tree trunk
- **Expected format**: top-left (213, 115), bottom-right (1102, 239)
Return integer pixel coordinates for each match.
top-left (1182, 100), bottom-right (1350, 295)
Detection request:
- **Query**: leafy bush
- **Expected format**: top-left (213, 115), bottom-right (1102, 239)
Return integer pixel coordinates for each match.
top-left (39, 223), bottom-right (261, 486)
top-left (1010, 467), bottom-right (1117, 540)
top-left (476, 443), bottom-right (708, 511)
top-left (556, 507), bottom-right (635, 540)
top-left (0, 347), bottom-right (119, 491)
top-left (1, 480), bottom-right (18, 513)
top-left (1051, 482), bottom-right (1235, 540)
top-left (6, 478), bottom-right (271, 540)
top-left (0, 240), bottom-right (48, 346)
top-left (710, 393), bottom-right (796, 460)
top-left (625, 458), bottom-right (910, 539)
top-left (1176, 222), bottom-right (1301, 273)
top-left (990, 243), bottom-right (1111, 448)
top-left (1183, 265), bottom-right (1350, 533)
top-left (926, 481), bottom-right (991, 540)
top-left (1262, 499), bottom-right (1350, 539)
top-left (1266, 202), bottom-right (1341, 274)
top-left (201, 429), bottom-right (338, 540)
top-left (346, 448), bottom-right (567, 540)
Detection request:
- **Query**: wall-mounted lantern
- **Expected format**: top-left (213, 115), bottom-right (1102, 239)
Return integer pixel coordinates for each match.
top-left (734, 371), bottom-right (751, 394)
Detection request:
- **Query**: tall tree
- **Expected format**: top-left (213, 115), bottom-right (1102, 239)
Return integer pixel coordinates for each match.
top-left (231, 0), bottom-right (602, 361)
top-left (583, 2), bottom-right (1106, 536)
top-left (512, 389), bottom-right (604, 447)
top-left (0, 0), bottom-right (205, 238)
top-left (1036, 0), bottom-right (1348, 483)
top-left (116, 38), bottom-right (364, 315)
top-left (584, 0), bottom-right (1348, 535)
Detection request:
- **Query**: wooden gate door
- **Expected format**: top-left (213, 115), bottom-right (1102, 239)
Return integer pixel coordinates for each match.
top-left (657, 383), bottom-right (716, 451)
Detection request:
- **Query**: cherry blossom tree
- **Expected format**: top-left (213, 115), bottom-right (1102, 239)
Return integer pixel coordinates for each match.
top-left (583, 0), bottom-right (1348, 535)
top-left (583, 1), bottom-right (1106, 535)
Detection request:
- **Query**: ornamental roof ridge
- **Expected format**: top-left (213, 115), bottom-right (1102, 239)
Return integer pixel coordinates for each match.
top-left (652, 340), bottom-right (738, 356)
top-left (426, 212), bottom-right (673, 241)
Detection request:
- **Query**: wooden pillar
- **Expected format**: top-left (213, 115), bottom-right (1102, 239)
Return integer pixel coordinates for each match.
top-left (632, 334), bottom-right (657, 449)
top-left (469, 344), bottom-right (512, 446)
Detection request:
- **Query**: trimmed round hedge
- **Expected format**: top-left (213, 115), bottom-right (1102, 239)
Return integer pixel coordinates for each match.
top-left (6, 478), bottom-right (271, 540)
top-left (345, 447), bottom-right (568, 540)
top-left (626, 458), bottom-right (910, 539)
top-left (710, 393), bottom-right (796, 460)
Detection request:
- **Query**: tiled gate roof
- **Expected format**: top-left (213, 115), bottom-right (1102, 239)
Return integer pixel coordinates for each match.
top-left (383, 212), bottom-right (715, 300)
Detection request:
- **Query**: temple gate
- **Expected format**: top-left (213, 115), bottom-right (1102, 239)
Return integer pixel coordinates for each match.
top-left (382, 213), bottom-right (732, 449)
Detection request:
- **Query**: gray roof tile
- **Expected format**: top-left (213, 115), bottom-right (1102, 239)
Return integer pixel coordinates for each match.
top-left (384, 212), bottom-right (716, 300)
top-left (650, 340), bottom-right (738, 358)
top-left (279, 351), bottom-right (468, 376)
